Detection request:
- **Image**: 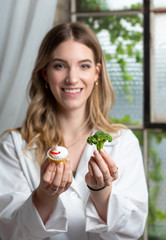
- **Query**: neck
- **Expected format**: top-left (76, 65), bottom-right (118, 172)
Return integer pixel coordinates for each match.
top-left (59, 108), bottom-right (91, 145)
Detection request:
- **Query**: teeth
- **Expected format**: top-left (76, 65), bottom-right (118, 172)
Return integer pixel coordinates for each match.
top-left (64, 89), bottom-right (81, 93)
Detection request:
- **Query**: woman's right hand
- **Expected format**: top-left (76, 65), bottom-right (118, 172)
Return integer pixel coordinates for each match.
top-left (39, 158), bottom-right (73, 196)
top-left (32, 158), bottom-right (72, 223)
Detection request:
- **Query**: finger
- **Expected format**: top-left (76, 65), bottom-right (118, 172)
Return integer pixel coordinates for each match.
top-left (89, 158), bottom-right (104, 187)
top-left (93, 150), bottom-right (111, 183)
top-left (40, 158), bottom-right (50, 176)
top-left (51, 162), bottom-right (64, 189)
top-left (42, 162), bottom-right (56, 186)
top-left (59, 160), bottom-right (72, 191)
top-left (65, 160), bottom-right (73, 190)
top-left (50, 185), bottom-right (59, 194)
top-left (111, 167), bottom-right (118, 180)
top-left (89, 163), bottom-right (94, 177)
top-left (99, 149), bottom-right (118, 178)
top-left (49, 162), bottom-right (64, 195)
top-left (85, 162), bottom-right (97, 186)
top-left (50, 160), bottom-right (73, 195)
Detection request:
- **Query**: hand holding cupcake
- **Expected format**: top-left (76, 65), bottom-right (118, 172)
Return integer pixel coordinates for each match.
top-left (47, 146), bottom-right (68, 165)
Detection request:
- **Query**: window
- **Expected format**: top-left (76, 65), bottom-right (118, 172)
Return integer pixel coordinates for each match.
top-left (70, 0), bottom-right (166, 239)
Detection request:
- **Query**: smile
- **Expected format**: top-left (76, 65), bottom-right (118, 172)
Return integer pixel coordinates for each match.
top-left (62, 88), bottom-right (82, 93)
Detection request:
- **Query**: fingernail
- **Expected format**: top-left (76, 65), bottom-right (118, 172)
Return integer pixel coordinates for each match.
top-left (100, 149), bottom-right (105, 154)
top-left (59, 162), bottom-right (63, 168)
top-left (94, 150), bottom-right (99, 155)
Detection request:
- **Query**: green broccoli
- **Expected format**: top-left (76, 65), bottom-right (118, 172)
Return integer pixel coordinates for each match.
top-left (87, 131), bottom-right (112, 151)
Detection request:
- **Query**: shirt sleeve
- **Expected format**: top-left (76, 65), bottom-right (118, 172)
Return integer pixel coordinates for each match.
top-left (85, 129), bottom-right (148, 240)
top-left (0, 132), bottom-right (68, 240)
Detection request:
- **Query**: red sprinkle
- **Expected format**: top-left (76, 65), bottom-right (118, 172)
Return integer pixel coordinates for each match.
top-left (50, 149), bottom-right (60, 155)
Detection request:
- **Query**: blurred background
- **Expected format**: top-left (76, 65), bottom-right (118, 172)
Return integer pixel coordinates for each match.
top-left (0, 0), bottom-right (166, 239)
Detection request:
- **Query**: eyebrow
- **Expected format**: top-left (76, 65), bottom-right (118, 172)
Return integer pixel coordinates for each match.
top-left (52, 58), bottom-right (93, 64)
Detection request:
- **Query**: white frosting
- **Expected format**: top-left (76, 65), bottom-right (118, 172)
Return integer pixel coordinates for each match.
top-left (47, 146), bottom-right (68, 161)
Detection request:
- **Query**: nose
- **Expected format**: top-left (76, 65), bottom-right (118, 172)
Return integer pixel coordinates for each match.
top-left (66, 67), bottom-right (78, 84)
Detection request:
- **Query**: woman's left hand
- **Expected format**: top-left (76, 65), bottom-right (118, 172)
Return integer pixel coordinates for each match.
top-left (85, 149), bottom-right (118, 190)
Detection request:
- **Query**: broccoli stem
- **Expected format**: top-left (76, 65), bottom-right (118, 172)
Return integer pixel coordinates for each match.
top-left (97, 142), bottom-right (104, 151)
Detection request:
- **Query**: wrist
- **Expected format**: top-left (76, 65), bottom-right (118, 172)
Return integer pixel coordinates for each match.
top-left (87, 184), bottom-right (106, 191)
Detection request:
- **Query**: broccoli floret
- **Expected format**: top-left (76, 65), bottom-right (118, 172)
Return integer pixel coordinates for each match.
top-left (87, 131), bottom-right (112, 151)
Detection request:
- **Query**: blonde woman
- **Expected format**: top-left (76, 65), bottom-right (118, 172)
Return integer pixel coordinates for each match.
top-left (0, 22), bottom-right (148, 240)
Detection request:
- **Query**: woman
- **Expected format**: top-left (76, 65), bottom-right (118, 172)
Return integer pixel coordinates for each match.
top-left (0, 22), bottom-right (148, 240)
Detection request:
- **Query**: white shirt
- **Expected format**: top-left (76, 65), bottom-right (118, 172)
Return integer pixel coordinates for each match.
top-left (0, 129), bottom-right (148, 240)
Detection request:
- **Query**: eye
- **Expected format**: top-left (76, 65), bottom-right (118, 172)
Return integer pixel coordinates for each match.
top-left (81, 64), bottom-right (90, 69)
top-left (54, 64), bottom-right (65, 69)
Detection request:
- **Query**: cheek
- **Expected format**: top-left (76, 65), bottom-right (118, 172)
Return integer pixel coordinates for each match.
top-left (47, 72), bottom-right (57, 83)
top-left (47, 69), bottom-right (65, 84)
top-left (48, 76), bottom-right (63, 92)
top-left (82, 71), bottom-right (96, 83)
top-left (47, 75), bottom-right (60, 95)
top-left (86, 79), bottom-right (95, 96)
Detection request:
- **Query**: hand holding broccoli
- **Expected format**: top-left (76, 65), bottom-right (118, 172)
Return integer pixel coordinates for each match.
top-left (87, 131), bottom-right (112, 151)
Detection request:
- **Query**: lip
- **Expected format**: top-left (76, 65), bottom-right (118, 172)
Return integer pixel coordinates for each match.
top-left (62, 88), bottom-right (83, 96)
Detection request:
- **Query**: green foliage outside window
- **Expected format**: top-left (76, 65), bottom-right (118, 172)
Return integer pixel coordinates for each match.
top-left (77, 0), bottom-right (108, 11)
top-left (78, 0), bottom-right (143, 103)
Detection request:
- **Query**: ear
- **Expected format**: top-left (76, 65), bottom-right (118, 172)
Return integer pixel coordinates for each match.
top-left (94, 63), bottom-right (101, 82)
top-left (41, 68), bottom-right (48, 82)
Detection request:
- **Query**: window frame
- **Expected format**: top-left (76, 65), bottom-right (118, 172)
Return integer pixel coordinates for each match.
top-left (144, 0), bottom-right (166, 128)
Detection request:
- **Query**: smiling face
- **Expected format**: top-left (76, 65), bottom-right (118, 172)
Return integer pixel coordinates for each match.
top-left (43, 40), bottom-right (101, 113)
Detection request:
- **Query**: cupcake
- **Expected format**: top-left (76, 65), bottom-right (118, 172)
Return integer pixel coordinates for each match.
top-left (47, 146), bottom-right (68, 165)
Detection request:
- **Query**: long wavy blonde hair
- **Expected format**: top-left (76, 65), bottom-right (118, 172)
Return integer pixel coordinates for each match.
top-left (6, 22), bottom-right (125, 164)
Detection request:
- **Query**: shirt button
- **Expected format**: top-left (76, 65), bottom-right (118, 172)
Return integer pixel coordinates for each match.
top-left (71, 191), bottom-right (78, 199)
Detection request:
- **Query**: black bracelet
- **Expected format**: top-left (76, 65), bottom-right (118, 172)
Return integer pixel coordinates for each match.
top-left (87, 185), bottom-right (106, 191)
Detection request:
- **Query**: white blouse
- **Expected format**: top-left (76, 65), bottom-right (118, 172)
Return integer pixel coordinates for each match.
top-left (0, 129), bottom-right (148, 240)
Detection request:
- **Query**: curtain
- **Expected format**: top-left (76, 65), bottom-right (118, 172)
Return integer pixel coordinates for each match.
top-left (0, 0), bottom-right (57, 133)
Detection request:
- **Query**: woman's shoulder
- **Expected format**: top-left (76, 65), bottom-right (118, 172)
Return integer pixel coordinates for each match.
top-left (0, 130), bottom-right (25, 148)
top-left (111, 128), bottom-right (139, 145)
top-left (120, 128), bottom-right (137, 138)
